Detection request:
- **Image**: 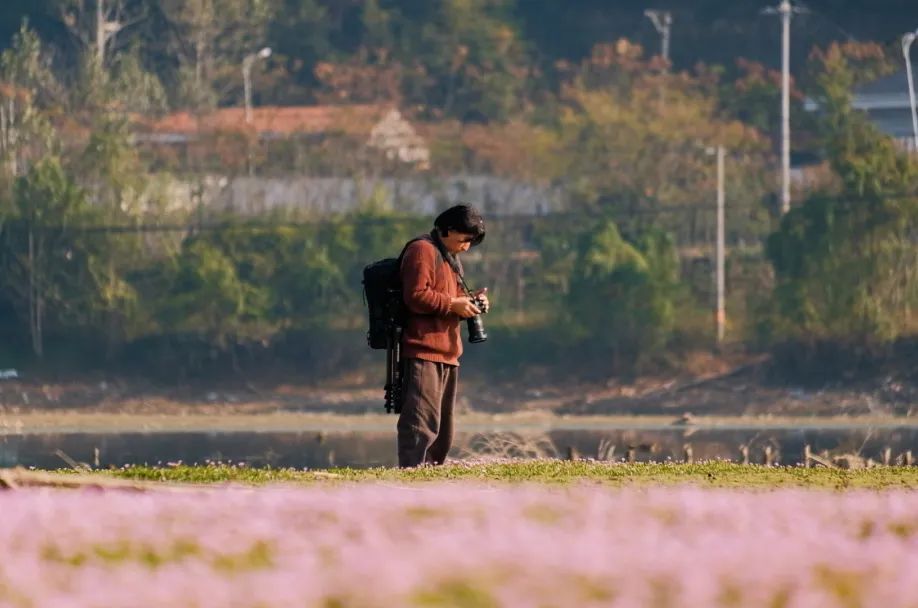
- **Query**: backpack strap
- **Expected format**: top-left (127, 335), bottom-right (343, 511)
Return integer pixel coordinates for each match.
top-left (399, 231), bottom-right (464, 278)
top-left (397, 235), bottom-right (429, 266)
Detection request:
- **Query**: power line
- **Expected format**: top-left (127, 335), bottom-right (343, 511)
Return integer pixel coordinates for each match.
top-left (0, 203), bottom-right (769, 235)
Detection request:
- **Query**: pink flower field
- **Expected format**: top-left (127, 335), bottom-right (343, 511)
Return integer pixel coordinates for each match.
top-left (1, 484), bottom-right (916, 607)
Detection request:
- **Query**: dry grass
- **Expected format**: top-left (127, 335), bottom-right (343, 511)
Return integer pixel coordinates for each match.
top-left (456, 432), bottom-right (560, 460)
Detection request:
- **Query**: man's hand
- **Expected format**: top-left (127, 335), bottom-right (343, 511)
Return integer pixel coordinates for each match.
top-left (473, 288), bottom-right (490, 314)
top-left (449, 296), bottom-right (481, 318)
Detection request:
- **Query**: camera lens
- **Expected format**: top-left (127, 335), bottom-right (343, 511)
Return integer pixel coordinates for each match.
top-left (467, 315), bottom-right (487, 343)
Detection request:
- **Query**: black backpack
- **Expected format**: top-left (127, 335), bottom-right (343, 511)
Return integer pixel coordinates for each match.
top-left (362, 237), bottom-right (425, 349)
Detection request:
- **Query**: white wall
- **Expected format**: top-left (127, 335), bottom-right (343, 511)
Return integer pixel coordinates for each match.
top-left (162, 175), bottom-right (566, 217)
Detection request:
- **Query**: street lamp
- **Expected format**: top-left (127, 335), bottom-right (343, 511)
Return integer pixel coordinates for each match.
top-left (902, 31), bottom-right (918, 153)
top-left (644, 10), bottom-right (672, 66)
top-left (243, 47), bottom-right (272, 124)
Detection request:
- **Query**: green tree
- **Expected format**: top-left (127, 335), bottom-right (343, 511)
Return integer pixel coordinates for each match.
top-left (55, 0), bottom-right (146, 72)
top-left (160, 0), bottom-right (276, 109)
top-left (763, 43), bottom-right (918, 355)
top-left (306, 0), bottom-right (532, 120)
top-left (107, 45), bottom-right (168, 114)
top-left (317, 207), bottom-right (426, 313)
top-left (52, 0), bottom-right (168, 114)
top-left (156, 237), bottom-right (271, 350)
top-left (0, 22), bottom-right (58, 186)
top-left (567, 220), bottom-right (681, 371)
top-left (72, 114), bottom-right (147, 214)
top-left (268, 0), bottom-right (332, 92)
top-left (404, 0), bottom-right (531, 121)
top-left (204, 224), bottom-right (346, 325)
top-left (0, 157), bottom-right (122, 358)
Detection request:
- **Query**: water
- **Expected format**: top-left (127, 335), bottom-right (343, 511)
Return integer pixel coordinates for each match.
top-left (3, 426), bottom-right (918, 469)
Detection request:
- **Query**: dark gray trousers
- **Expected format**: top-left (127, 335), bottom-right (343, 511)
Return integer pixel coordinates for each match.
top-left (397, 358), bottom-right (458, 468)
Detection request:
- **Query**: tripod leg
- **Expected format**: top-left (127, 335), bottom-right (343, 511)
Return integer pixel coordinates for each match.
top-left (384, 331), bottom-right (395, 413)
top-left (392, 326), bottom-right (403, 414)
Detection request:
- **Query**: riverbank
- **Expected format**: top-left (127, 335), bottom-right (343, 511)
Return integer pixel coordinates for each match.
top-left (1, 351), bottom-right (914, 423)
top-left (3, 410), bottom-right (918, 435)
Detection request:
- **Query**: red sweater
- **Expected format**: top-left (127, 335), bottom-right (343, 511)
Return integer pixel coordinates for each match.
top-left (400, 238), bottom-right (462, 366)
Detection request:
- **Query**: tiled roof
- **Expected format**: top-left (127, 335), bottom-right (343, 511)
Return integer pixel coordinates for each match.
top-left (139, 105), bottom-right (391, 136)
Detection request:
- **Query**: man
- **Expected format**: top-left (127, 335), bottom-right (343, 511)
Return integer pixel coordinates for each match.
top-left (397, 204), bottom-right (489, 468)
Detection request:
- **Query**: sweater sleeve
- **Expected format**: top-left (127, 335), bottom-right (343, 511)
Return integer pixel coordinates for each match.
top-left (400, 241), bottom-right (452, 317)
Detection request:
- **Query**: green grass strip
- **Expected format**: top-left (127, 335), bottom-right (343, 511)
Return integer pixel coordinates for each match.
top-left (96, 461), bottom-right (918, 489)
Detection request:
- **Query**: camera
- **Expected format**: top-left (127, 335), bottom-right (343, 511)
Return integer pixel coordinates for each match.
top-left (466, 295), bottom-right (488, 343)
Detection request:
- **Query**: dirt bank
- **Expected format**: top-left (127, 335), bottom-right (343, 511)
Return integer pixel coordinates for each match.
top-left (0, 354), bottom-right (915, 420)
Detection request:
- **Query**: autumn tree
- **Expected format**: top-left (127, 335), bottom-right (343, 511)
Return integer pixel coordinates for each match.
top-left (551, 40), bottom-right (773, 239)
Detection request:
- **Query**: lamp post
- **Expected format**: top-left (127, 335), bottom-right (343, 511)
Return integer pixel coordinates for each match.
top-left (243, 47), bottom-right (272, 124)
top-left (902, 32), bottom-right (918, 152)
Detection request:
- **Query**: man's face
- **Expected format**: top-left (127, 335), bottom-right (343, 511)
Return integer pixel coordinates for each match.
top-left (441, 230), bottom-right (477, 255)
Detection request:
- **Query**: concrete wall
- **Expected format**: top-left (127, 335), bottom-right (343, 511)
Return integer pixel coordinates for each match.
top-left (166, 175), bottom-right (566, 217)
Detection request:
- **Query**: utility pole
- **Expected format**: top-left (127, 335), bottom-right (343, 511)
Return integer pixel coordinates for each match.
top-left (779, 1), bottom-right (791, 214)
top-left (644, 10), bottom-right (673, 66)
top-left (902, 31), bottom-right (918, 152)
top-left (715, 145), bottom-right (726, 345)
top-left (764, 1), bottom-right (805, 215)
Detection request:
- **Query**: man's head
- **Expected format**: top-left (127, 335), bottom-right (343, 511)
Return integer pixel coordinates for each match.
top-left (434, 204), bottom-right (486, 255)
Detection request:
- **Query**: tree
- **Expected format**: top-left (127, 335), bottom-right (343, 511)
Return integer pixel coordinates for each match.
top-left (304, 0), bottom-right (534, 120)
top-left (313, 46), bottom-right (405, 104)
top-left (763, 44), bottom-right (918, 357)
top-left (567, 219), bottom-right (681, 371)
top-left (0, 158), bottom-right (114, 358)
top-left (71, 114), bottom-right (146, 215)
top-left (308, 1), bottom-right (410, 105)
top-left (156, 237), bottom-right (270, 351)
top-left (268, 0), bottom-right (332, 92)
top-left (406, 0), bottom-right (531, 121)
top-left (0, 22), bottom-right (58, 185)
top-left (159, 0), bottom-right (276, 109)
top-left (56, 0), bottom-right (146, 72)
top-left (720, 58), bottom-right (806, 137)
top-left (552, 41), bottom-right (772, 241)
top-left (107, 45), bottom-right (168, 114)
top-left (203, 224), bottom-right (347, 324)
top-left (49, 1), bottom-right (170, 115)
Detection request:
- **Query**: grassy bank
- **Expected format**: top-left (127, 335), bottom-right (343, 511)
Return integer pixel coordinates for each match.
top-left (5, 411), bottom-right (918, 434)
top-left (95, 461), bottom-right (918, 489)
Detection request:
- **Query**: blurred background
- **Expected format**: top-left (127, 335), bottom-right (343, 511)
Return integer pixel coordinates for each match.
top-left (0, 0), bottom-right (914, 409)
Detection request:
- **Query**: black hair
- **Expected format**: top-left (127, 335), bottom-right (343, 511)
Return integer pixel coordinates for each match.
top-left (433, 204), bottom-right (486, 247)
